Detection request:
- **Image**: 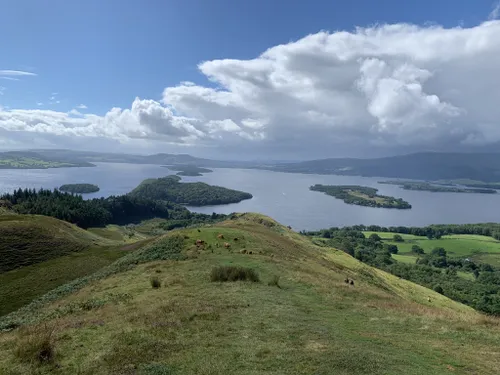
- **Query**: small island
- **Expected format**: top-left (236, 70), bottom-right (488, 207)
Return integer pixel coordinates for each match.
top-left (130, 175), bottom-right (252, 206)
top-left (310, 184), bottom-right (411, 209)
top-left (59, 183), bottom-right (100, 194)
top-left (379, 181), bottom-right (497, 194)
top-left (161, 165), bottom-right (213, 177)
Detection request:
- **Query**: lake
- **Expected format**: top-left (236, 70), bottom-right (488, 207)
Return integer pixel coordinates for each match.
top-left (1, 163), bottom-right (500, 231)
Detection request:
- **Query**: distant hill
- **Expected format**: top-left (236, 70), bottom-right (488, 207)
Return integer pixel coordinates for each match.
top-left (0, 151), bottom-right (95, 169)
top-left (1, 213), bottom-right (499, 374)
top-left (31, 149), bottom-right (252, 168)
top-left (265, 152), bottom-right (500, 182)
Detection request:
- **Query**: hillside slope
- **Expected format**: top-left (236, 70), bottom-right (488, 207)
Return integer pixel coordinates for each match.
top-left (0, 214), bottom-right (112, 273)
top-left (0, 214), bottom-right (152, 316)
top-left (1, 214), bottom-right (499, 374)
top-left (267, 152), bottom-right (500, 181)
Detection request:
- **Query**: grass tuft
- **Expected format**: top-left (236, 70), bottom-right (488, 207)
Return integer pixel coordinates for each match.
top-left (267, 275), bottom-right (281, 288)
top-left (210, 266), bottom-right (259, 282)
top-left (14, 324), bottom-right (55, 365)
top-left (150, 277), bottom-right (162, 289)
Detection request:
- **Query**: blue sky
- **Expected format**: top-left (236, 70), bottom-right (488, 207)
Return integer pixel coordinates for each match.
top-left (1, 0), bottom-right (500, 158)
top-left (1, 0), bottom-right (495, 113)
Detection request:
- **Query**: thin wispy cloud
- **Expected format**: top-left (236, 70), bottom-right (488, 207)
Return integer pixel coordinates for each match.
top-left (0, 77), bottom-right (19, 81)
top-left (0, 87), bottom-right (5, 95)
top-left (76, 104), bottom-right (87, 109)
top-left (0, 70), bottom-right (37, 77)
top-left (489, 1), bottom-right (500, 20)
top-left (36, 102), bottom-right (43, 106)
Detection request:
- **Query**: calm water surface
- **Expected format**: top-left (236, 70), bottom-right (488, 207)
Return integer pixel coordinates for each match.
top-left (1, 163), bottom-right (499, 231)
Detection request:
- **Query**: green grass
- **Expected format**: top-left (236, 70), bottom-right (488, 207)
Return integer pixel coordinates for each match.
top-left (1, 214), bottom-right (500, 374)
top-left (0, 246), bottom-right (129, 316)
top-left (0, 214), bottom-right (115, 273)
top-left (391, 254), bottom-right (417, 264)
top-left (363, 231), bottom-right (500, 266)
top-left (0, 214), bottom-right (157, 316)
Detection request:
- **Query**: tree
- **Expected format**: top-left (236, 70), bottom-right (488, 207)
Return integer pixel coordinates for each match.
top-left (411, 245), bottom-right (424, 255)
top-left (369, 233), bottom-right (381, 242)
top-left (431, 247), bottom-right (447, 257)
top-left (393, 234), bottom-right (404, 242)
top-left (433, 285), bottom-right (444, 294)
top-left (385, 244), bottom-right (399, 254)
top-left (473, 269), bottom-right (480, 279)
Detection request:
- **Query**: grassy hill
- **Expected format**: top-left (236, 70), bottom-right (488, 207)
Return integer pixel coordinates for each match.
top-left (1, 214), bottom-right (499, 374)
top-left (0, 214), bottom-right (154, 316)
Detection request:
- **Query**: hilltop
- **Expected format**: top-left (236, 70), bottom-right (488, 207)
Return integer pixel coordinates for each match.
top-left (1, 214), bottom-right (499, 374)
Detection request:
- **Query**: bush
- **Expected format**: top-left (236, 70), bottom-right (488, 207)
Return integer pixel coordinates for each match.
top-left (411, 245), bottom-right (424, 254)
top-left (393, 234), bottom-right (404, 242)
top-left (434, 285), bottom-right (444, 294)
top-left (268, 275), bottom-right (281, 288)
top-left (210, 266), bottom-right (259, 282)
top-left (385, 244), bottom-right (398, 254)
top-left (150, 277), bottom-right (162, 289)
top-left (15, 324), bottom-right (55, 365)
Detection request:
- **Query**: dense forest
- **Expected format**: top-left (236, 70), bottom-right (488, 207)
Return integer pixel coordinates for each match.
top-left (310, 184), bottom-right (411, 209)
top-left (59, 183), bottom-right (100, 193)
top-left (0, 188), bottom-right (222, 229)
top-left (379, 181), bottom-right (497, 194)
top-left (305, 226), bottom-right (500, 315)
top-left (130, 175), bottom-right (252, 206)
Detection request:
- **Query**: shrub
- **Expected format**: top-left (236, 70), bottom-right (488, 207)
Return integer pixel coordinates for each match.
top-left (150, 277), bottom-right (162, 289)
top-left (434, 285), bottom-right (444, 294)
top-left (393, 234), bottom-right (404, 242)
top-left (268, 275), bottom-right (281, 288)
top-left (385, 244), bottom-right (398, 254)
top-left (210, 266), bottom-right (259, 282)
top-left (411, 245), bottom-right (424, 254)
top-left (15, 324), bottom-right (55, 365)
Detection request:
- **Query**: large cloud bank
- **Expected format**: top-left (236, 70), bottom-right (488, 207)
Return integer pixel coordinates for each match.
top-left (2, 21), bottom-right (500, 156)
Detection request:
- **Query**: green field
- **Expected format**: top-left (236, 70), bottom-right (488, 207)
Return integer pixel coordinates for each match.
top-left (1, 214), bottom-right (500, 374)
top-left (363, 231), bottom-right (500, 267)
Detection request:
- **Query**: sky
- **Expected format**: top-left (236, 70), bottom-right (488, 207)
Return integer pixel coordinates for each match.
top-left (1, 0), bottom-right (500, 160)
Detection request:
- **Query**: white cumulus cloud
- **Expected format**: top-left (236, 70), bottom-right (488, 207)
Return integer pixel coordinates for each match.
top-left (1, 21), bottom-right (500, 157)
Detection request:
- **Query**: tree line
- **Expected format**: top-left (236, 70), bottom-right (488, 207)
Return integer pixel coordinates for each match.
top-left (0, 188), bottom-right (222, 229)
top-left (307, 223), bottom-right (500, 240)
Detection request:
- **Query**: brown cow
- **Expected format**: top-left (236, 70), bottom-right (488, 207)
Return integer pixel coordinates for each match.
top-left (217, 234), bottom-right (224, 239)
top-left (196, 239), bottom-right (205, 246)
top-left (224, 242), bottom-right (230, 248)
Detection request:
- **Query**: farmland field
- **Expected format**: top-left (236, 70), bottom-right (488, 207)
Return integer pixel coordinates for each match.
top-left (363, 231), bottom-right (500, 267)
